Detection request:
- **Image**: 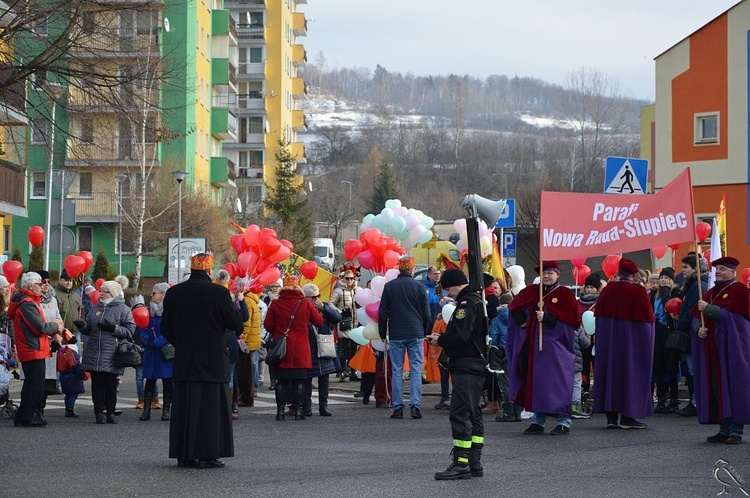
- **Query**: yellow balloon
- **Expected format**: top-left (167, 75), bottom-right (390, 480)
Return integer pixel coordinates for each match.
top-left (363, 321), bottom-right (380, 340)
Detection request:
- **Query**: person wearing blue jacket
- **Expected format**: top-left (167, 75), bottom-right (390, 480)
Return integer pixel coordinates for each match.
top-left (139, 283), bottom-right (174, 422)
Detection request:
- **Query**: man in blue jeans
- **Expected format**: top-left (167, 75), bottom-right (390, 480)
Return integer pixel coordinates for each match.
top-left (379, 255), bottom-right (432, 419)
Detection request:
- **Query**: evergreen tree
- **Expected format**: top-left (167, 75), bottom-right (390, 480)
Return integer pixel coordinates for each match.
top-left (28, 245), bottom-right (44, 271)
top-left (92, 246), bottom-right (112, 280)
top-left (264, 137), bottom-right (313, 258)
top-left (11, 247), bottom-right (22, 262)
top-left (368, 158), bottom-right (401, 214)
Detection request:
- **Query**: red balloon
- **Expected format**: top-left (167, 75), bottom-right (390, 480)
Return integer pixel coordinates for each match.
top-left (344, 239), bottom-right (363, 261)
top-left (669, 243), bottom-right (681, 251)
top-left (132, 306), bottom-right (150, 329)
top-left (268, 245), bottom-right (291, 264)
top-left (222, 263), bottom-right (237, 279)
top-left (64, 255), bottom-right (86, 278)
top-left (572, 265), bottom-right (591, 286)
top-left (571, 258), bottom-right (586, 267)
top-left (95, 278), bottom-right (105, 291)
top-left (703, 249), bottom-right (712, 270)
top-left (369, 238), bottom-right (387, 256)
top-left (237, 252), bottom-right (257, 277)
top-left (2, 260), bottom-right (23, 283)
top-left (365, 301), bottom-right (380, 322)
top-left (248, 280), bottom-right (265, 294)
top-left (243, 224), bottom-right (261, 248)
top-left (89, 290), bottom-right (100, 305)
top-left (257, 266), bottom-right (281, 286)
top-left (741, 268), bottom-right (750, 286)
top-left (358, 249), bottom-right (375, 269)
top-left (254, 258), bottom-right (272, 276)
top-left (280, 239), bottom-right (294, 252)
top-left (28, 226), bottom-right (44, 247)
top-left (230, 234), bottom-right (246, 255)
top-left (77, 251), bottom-right (94, 273)
top-left (652, 246), bottom-right (668, 259)
top-left (259, 227), bottom-right (277, 242)
top-left (363, 228), bottom-right (382, 246)
top-left (665, 297), bottom-right (683, 315)
top-left (300, 261), bottom-right (318, 280)
top-left (383, 249), bottom-right (400, 269)
top-left (696, 222), bottom-right (711, 243)
top-left (602, 254), bottom-right (621, 279)
top-left (260, 237), bottom-right (281, 259)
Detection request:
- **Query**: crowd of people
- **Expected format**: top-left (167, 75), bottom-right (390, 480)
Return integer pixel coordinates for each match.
top-left (1, 248), bottom-right (748, 472)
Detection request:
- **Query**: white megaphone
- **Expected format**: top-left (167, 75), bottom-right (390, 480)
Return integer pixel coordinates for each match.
top-left (462, 194), bottom-right (507, 227)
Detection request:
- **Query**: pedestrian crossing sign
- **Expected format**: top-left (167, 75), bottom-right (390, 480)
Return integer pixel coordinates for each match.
top-left (604, 157), bottom-right (648, 195)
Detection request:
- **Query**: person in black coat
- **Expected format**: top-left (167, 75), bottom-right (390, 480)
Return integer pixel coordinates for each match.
top-left (161, 253), bottom-right (244, 469)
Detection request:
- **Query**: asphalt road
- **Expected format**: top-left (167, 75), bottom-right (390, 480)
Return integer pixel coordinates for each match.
top-left (2, 369), bottom-right (748, 498)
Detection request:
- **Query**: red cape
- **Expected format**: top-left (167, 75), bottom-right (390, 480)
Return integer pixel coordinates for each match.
top-left (692, 281), bottom-right (750, 320)
top-left (509, 283), bottom-right (581, 329)
top-left (595, 280), bottom-right (655, 322)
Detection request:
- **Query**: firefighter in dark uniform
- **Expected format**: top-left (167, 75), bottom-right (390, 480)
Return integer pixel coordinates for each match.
top-left (428, 269), bottom-right (488, 480)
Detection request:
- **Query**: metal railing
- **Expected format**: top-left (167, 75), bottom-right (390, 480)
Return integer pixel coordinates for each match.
top-left (237, 24), bottom-right (264, 40)
top-left (0, 160), bottom-right (25, 208)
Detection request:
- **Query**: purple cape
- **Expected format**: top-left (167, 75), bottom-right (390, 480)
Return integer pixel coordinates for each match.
top-left (593, 317), bottom-right (655, 418)
top-left (507, 314), bottom-right (575, 416)
top-left (692, 309), bottom-right (750, 424)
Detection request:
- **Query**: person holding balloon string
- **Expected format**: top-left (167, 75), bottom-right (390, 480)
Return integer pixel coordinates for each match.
top-left (330, 265), bottom-right (361, 383)
top-left (649, 267), bottom-right (681, 414)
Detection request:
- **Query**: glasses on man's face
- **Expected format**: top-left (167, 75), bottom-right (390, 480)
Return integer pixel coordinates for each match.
top-left (31, 281), bottom-right (42, 287)
top-left (152, 292), bottom-right (162, 296)
top-left (308, 295), bottom-right (321, 299)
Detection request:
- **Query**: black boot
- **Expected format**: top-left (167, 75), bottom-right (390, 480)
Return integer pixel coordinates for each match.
top-left (140, 392), bottom-right (153, 421)
top-left (664, 397), bottom-right (680, 413)
top-left (319, 375), bottom-right (331, 416)
top-left (469, 442), bottom-right (484, 477)
top-left (654, 398), bottom-right (667, 414)
top-left (294, 381), bottom-right (306, 420)
top-left (434, 447), bottom-right (472, 480)
top-left (513, 404), bottom-right (523, 422)
top-left (496, 402), bottom-right (514, 422)
top-left (106, 413), bottom-right (118, 424)
top-left (161, 394), bottom-right (172, 422)
top-left (275, 382), bottom-right (286, 421)
top-left (65, 408), bottom-right (80, 418)
top-left (95, 413), bottom-right (106, 424)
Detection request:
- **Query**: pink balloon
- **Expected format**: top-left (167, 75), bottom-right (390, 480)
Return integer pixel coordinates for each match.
top-left (358, 249), bottom-right (375, 269)
top-left (237, 252), bottom-right (257, 277)
top-left (355, 288), bottom-right (374, 308)
top-left (244, 225), bottom-right (260, 248)
top-left (230, 234), bottom-right (246, 255)
top-left (384, 268), bottom-right (400, 282)
top-left (257, 266), bottom-right (281, 286)
top-left (383, 249), bottom-right (400, 269)
top-left (365, 301), bottom-right (380, 322)
top-left (267, 244), bottom-right (291, 264)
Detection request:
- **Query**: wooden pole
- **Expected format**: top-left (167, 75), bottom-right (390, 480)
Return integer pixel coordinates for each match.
top-left (694, 251), bottom-right (706, 328)
top-left (538, 257), bottom-right (543, 351)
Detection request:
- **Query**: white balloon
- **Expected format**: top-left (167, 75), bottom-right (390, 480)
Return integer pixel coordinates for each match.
top-left (418, 231), bottom-right (433, 244)
top-left (582, 310), bottom-right (596, 335)
top-left (420, 216), bottom-right (434, 229)
top-left (404, 214), bottom-right (419, 230)
top-left (394, 206), bottom-right (408, 217)
top-left (384, 268), bottom-right (399, 282)
top-left (357, 307), bottom-right (371, 327)
top-left (370, 276), bottom-right (386, 298)
top-left (371, 339), bottom-right (386, 352)
top-left (363, 321), bottom-right (380, 340)
top-left (442, 303), bottom-right (456, 324)
top-left (480, 236), bottom-right (492, 256)
top-left (355, 288), bottom-right (374, 307)
top-left (453, 218), bottom-right (467, 234)
top-left (456, 239), bottom-right (467, 252)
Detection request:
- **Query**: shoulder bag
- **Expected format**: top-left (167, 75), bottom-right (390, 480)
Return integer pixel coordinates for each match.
top-left (114, 329), bottom-right (143, 368)
top-left (314, 326), bottom-right (337, 359)
top-left (152, 326), bottom-right (175, 361)
top-left (266, 299), bottom-right (303, 368)
top-left (664, 330), bottom-right (689, 354)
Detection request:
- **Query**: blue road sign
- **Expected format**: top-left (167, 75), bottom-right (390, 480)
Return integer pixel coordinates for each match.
top-left (495, 199), bottom-right (516, 228)
top-left (604, 157), bottom-right (648, 195)
top-left (502, 231), bottom-right (516, 257)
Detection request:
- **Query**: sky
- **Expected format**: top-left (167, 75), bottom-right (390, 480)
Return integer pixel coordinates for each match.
top-left (301, 0), bottom-right (741, 101)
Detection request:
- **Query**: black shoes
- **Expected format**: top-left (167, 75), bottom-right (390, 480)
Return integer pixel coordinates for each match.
top-left (726, 435), bottom-right (743, 444)
top-left (377, 403), bottom-right (390, 409)
top-left (550, 424), bottom-right (570, 435)
top-left (606, 412), bottom-right (619, 429)
top-left (353, 391), bottom-right (365, 398)
top-left (676, 403), bottom-right (697, 417)
top-left (362, 397), bottom-right (370, 405)
top-left (410, 407), bottom-right (422, 419)
top-left (319, 407), bottom-right (332, 417)
top-left (390, 408), bottom-right (403, 419)
top-left (302, 408), bottom-right (313, 417)
top-left (523, 423), bottom-right (545, 435)
top-left (707, 433), bottom-right (730, 443)
top-left (177, 459), bottom-right (197, 467)
top-left (619, 417), bottom-right (647, 429)
top-left (197, 459), bottom-right (225, 469)
top-left (106, 414), bottom-right (118, 424)
top-left (95, 413), bottom-right (106, 424)
top-left (275, 408), bottom-right (285, 421)
top-left (434, 399), bottom-right (449, 410)
top-left (64, 408), bottom-right (79, 418)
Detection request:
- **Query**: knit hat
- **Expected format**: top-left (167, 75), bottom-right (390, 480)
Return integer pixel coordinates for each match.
top-left (60, 270), bottom-right (71, 280)
top-left (153, 282), bottom-right (170, 294)
top-left (84, 285), bottom-right (95, 295)
top-left (584, 274), bottom-right (602, 290)
top-left (482, 273), bottom-right (495, 288)
top-left (659, 267), bottom-right (675, 281)
top-left (37, 270), bottom-right (50, 280)
top-left (439, 269), bottom-right (468, 289)
top-left (100, 280), bottom-right (123, 299)
top-left (0, 275), bottom-right (8, 289)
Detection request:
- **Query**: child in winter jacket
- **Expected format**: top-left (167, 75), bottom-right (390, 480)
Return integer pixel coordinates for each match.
top-left (58, 338), bottom-right (86, 418)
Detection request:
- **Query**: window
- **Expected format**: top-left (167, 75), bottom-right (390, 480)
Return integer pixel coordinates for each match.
top-left (248, 116), bottom-right (263, 133)
top-left (144, 116), bottom-right (159, 144)
top-left (31, 172), bottom-right (46, 198)
top-left (81, 121), bottom-right (94, 143)
top-left (34, 69), bottom-right (47, 86)
top-left (79, 172), bottom-right (93, 197)
top-left (77, 227), bottom-right (93, 252)
top-left (249, 12), bottom-right (263, 25)
top-left (35, 16), bottom-right (48, 36)
top-left (247, 185), bottom-right (263, 203)
top-left (3, 225), bottom-right (10, 253)
top-left (30, 117), bottom-right (47, 143)
top-left (250, 47), bottom-right (262, 63)
top-left (695, 113), bottom-right (719, 145)
top-left (82, 12), bottom-right (96, 33)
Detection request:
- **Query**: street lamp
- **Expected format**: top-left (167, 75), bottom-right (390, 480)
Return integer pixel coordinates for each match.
top-left (42, 84), bottom-right (66, 270)
top-left (172, 170), bottom-right (187, 279)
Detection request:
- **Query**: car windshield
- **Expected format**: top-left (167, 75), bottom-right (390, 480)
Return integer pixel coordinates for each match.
top-left (315, 247), bottom-right (328, 257)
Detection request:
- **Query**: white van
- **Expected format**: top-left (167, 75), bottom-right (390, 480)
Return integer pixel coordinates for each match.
top-left (313, 238), bottom-right (336, 270)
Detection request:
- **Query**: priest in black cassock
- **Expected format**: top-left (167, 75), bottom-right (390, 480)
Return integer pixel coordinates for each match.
top-left (161, 253), bottom-right (244, 468)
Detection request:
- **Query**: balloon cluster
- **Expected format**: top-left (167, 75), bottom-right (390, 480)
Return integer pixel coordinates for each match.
top-left (570, 257), bottom-right (591, 286)
top-left (346, 268), bottom-right (401, 351)
top-left (344, 228), bottom-right (405, 274)
top-left (452, 218), bottom-right (496, 258)
top-left (601, 254), bottom-right (622, 279)
top-left (360, 199), bottom-right (435, 249)
top-left (226, 225), bottom-right (319, 291)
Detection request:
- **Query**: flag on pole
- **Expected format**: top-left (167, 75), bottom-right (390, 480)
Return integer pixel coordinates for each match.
top-left (717, 194), bottom-right (727, 254)
top-left (708, 217), bottom-right (722, 289)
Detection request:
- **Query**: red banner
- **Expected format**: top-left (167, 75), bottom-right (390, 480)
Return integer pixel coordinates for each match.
top-left (539, 168), bottom-right (695, 260)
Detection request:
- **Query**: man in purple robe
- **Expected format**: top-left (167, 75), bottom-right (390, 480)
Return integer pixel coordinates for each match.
top-left (594, 258), bottom-right (655, 429)
top-left (694, 256), bottom-right (750, 445)
top-left (508, 261), bottom-right (580, 435)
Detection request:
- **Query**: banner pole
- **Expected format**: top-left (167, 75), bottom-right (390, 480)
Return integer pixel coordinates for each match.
top-left (538, 257), bottom-right (543, 351)
top-left (694, 249), bottom-right (706, 328)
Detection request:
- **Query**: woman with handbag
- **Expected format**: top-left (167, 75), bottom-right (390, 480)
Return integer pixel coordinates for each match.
top-left (302, 284), bottom-right (342, 417)
top-left (76, 278), bottom-right (136, 424)
top-left (264, 276), bottom-right (323, 421)
top-left (330, 266), bottom-right (361, 382)
top-left (139, 283), bottom-right (174, 422)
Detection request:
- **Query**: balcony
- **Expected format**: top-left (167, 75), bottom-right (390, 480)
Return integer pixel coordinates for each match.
top-left (68, 88), bottom-right (159, 113)
top-left (238, 131), bottom-right (264, 144)
top-left (237, 164), bottom-right (264, 180)
top-left (212, 92), bottom-right (237, 109)
top-left (211, 108), bottom-right (238, 140)
top-left (225, 0), bottom-right (265, 7)
top-left (291, 142), bottom-right (306, 163)
top-left (292, 77), bottom-right (307, 99)
top-left (237, 24), bottom-right (265, 41)
top-left (237, 91), bottom-right (265, 112)
top-left (212, 59), bottom-right (237, 87)
top-left (292, 109), bottom-right (306, 131)
top-left (292, 44), bottom-right (307, 67)
top-left (210, 156), bottom-right (237, 188)
top-left (0, 67), bottom-right (26, 123)
top-left (292, 12), bottom-right (307, 37)
top-left (0, 1), bottom-right (20, 28)
top-left (212, 9), bottom-right (237, 41)
top-left (238, 61), bottom-right (266, 79)
top-left (71, 33), bottom-right (160, 57)
top-left (0, 160), bottom-right (26, 215)
top-left (73, 191), bottom-right (121, 223)
top-left (65, 139), bottom-right (159, 167)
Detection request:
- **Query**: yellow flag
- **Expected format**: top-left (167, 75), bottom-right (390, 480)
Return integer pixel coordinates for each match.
top-left (717, 195), bottom-right (727, 254)
top-left (486, 240), bottom-right (506, 287)
top-left (280, 253), bottom-right (339, 302)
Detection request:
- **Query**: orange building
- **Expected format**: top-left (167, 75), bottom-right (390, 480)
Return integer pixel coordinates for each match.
top-left (643, 0), bottom-right (750, 266)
